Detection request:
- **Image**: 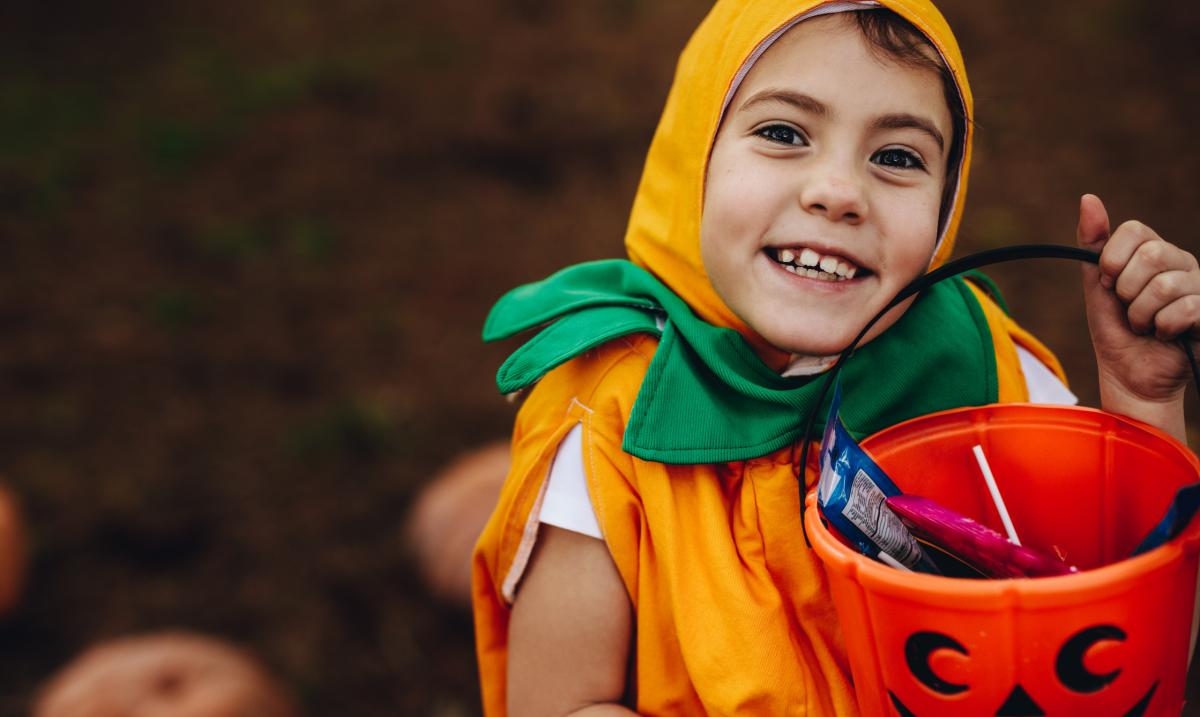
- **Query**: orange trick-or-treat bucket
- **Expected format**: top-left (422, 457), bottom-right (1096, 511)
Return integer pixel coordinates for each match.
top-left (805, 403), bottom-right (1200, 717)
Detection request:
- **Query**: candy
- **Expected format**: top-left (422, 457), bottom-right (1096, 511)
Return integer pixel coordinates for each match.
top-left (886, 495), bottom-right (1076, 579)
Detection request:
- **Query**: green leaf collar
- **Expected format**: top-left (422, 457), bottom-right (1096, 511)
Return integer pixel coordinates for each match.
top-left (485, 260), bottom-right (997, 464)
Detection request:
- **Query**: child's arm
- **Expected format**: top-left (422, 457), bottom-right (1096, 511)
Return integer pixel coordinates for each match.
top-left (507, 525), bottom-right (637, 716)
top-left (1076, 193), bottom-right (1200, 442)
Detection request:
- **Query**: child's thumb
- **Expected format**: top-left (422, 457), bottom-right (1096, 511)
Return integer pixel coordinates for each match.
top-left (1076, 193), bottom-right (1111, 250)
top-left (1077, 194), bottom-right (1115, 292)
top-left (1077, 193), bottom-right (1125, 340)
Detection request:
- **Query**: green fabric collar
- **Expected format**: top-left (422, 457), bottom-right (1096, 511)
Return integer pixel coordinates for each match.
top-left (484, 260), bottom-right (997, 464)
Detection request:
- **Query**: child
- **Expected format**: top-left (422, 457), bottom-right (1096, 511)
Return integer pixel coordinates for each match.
top-left (471, 1), bottom-right (1200, 714)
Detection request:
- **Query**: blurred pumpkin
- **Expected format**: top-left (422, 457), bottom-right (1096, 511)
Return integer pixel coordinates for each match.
top-left (32, 631), bottom-right (300, 717)
top-left (0, 481), bottom-right (27, 616)
top-left (407, 440), bottom-right (510, 606)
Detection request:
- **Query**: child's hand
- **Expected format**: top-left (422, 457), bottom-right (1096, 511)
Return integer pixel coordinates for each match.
top-left (1077, 194), bottom-right (1200, 441)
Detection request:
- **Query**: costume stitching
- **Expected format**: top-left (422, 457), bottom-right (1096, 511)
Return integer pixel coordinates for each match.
top-left (568, 397), bottom-right (595, 415)
top-left (579, 409), bottom-right (605, 541)
top-left (501, 398), bottom-right (598, 601)
top-left (500, 457), bottom-right (554, 603)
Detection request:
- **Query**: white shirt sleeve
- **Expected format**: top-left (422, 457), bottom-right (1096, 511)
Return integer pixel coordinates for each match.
top-left (539, 423), bottom-right (603, 539)
top-left (1017, 345), bottom-right (1078, 405)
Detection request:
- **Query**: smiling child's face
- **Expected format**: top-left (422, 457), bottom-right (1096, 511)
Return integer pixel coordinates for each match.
top-left (701, 13), bottom-right (954, 357)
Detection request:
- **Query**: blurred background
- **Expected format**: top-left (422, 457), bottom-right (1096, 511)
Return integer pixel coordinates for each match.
top-left (1, 0), bottom-right (1199, 714)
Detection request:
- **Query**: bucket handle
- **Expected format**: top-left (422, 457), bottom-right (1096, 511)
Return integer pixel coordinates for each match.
top-left (796, 243), bottom-right (1200, 546)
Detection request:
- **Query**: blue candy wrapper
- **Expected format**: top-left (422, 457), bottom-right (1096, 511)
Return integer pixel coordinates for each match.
top-left (817, 383), bottom-right (938, 573)
top-left (1131, 482), bottom-right (1200, 557)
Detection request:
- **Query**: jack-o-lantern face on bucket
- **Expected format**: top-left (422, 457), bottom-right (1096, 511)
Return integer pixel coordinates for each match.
top-left (887, 626), bottom-right (1157, 716)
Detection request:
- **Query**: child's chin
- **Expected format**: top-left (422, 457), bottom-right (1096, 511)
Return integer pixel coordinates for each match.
top-left (761, 328), bottom-right (854, 358)
top-left (756, 301), bottom-right (912, 358)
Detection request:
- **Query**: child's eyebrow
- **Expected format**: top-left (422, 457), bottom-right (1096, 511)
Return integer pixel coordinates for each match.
top-left (870, 114), bottom-right (945, 153)
top-left (737, 89), bottom-right (827, 117)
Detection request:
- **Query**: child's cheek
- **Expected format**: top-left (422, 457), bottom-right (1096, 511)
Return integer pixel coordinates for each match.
top-left (874, 190), bottom-right (941, 264)
top-left (704, 158), bottom-right (782, 240)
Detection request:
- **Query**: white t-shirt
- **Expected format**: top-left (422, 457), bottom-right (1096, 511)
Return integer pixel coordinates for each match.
top-left (539, 345), bottom-right (1078, 539)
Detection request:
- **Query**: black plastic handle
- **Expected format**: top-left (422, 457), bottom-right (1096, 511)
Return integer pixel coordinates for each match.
top-left (796, 244), bottom-right (1200, 545)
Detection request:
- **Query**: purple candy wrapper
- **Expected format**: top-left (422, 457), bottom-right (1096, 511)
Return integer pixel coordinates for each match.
top-left (886, 495), bottom-right (1076, 579)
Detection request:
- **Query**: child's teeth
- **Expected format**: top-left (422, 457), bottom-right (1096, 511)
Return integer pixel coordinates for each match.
top-left (776, 245), bottom-right (861, 281)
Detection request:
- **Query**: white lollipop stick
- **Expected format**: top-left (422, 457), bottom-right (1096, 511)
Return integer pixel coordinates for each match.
top-left (972, 444), bottom-right (1021, 546)
top-left (877, 551), bottom-right (914, 572)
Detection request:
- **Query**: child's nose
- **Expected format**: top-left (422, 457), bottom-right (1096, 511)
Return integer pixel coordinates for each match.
top-left (800, 169), bottom-right (866, 224)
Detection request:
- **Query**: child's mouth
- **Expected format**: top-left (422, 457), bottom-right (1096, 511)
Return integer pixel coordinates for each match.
top-left (766, 246), bottom-right (865, 282)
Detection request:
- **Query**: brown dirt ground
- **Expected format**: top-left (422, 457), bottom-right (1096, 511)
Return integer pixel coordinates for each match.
top-left (1, 0), bottom-right (1198, 714)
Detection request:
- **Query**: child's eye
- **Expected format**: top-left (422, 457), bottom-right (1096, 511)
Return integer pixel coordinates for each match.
top-left (755, 124), bottom-right (806, 146)
top-left (872, 147), bottom-right (925, 170)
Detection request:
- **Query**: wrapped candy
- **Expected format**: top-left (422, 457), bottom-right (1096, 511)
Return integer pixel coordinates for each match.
top-left (886, 495), bottom-right (1076, 579)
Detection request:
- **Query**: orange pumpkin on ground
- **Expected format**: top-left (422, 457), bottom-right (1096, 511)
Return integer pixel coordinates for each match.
top-left (32, 631), bottom-right (300, 717)
top-left (0, 482), bottom-right (27, 616)
top-left (407, 441), bottom-right (510, 606)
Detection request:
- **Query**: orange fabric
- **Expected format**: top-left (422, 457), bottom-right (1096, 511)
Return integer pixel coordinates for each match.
top-left (473, 303), bottom-right (1042, 715)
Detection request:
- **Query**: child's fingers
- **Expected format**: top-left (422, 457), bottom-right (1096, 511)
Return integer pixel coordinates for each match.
top-left (1110, 234), bottom-right (1199, 306)
top-left (1148, 293), bottom-right (1200, 342)
top-left (1100, 221), bottom-right (1171, 294)
top-left (1125, 269), bottom-right (1200, 335)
